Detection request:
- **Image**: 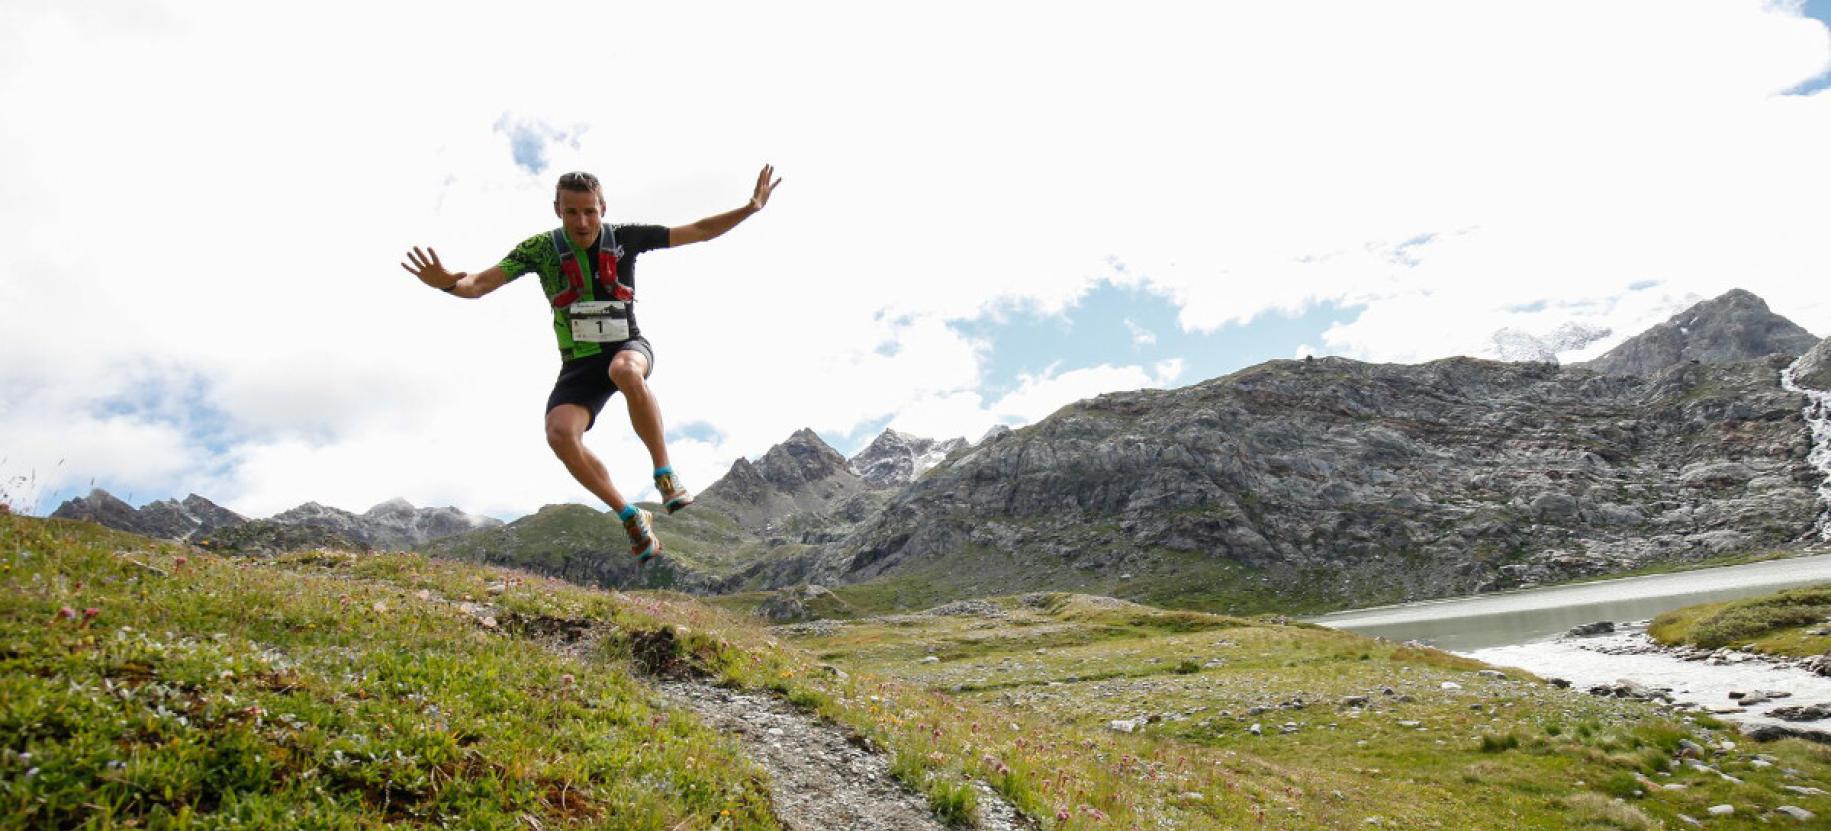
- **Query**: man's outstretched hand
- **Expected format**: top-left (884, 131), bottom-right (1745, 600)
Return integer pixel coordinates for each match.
top-left (401, 246), bottom-right (459, 289)
top-left (749, 164), bottom-right (782, 212)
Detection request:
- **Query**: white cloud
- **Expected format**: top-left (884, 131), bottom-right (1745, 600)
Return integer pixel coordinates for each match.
top-left (1124, 319), bottom-right (1158, 348)
top-left (990, 362), bottom-right (1186, 425)
top-left (3, 1), bottom-right (1829, 517)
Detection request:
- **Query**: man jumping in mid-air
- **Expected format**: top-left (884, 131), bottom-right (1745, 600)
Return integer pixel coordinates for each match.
top-left (402, 165), bottom-right (781, 563)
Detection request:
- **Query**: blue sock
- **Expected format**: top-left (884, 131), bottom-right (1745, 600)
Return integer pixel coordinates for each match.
top-left (653, 465), bottom-right (673, 478)
top-left (618, 505), bottom-right (637, 521)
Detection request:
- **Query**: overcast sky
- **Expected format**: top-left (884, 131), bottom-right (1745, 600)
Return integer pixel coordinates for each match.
top-left (3, 0), bottom-right (1828, 521)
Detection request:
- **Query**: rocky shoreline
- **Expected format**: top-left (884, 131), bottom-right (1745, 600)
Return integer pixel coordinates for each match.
top-left (1541, 621), bottom-right (1831, 743)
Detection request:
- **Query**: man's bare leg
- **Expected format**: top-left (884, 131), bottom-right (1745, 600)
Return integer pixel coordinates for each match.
top-left (609, 351), bottom-right (670, 470)
top-left (544, 404), bottom-right (630, 514)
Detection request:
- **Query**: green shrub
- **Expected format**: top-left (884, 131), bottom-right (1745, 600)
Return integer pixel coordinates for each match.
top-left (1478, 733), bottom-right (1520, 753)
top-left (1690, 603), bottom-right (1831, 648)
top-left (927, 778), bottom-right (980, 827)
top-left (1596, 770), bottom-right (1644, 800)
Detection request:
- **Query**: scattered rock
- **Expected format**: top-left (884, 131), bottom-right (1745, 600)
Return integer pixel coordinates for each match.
top-left (1740, 723), bottom-right (1831, 744)
top-left (1706, 804), bottom-right (1734, 817)
top-left (1770, 703), bottom-right (1831, 722)
top-left (1566, 621), bottom-right (1616, 637)
top-left (1777, 806), bottom-right (1816, 822)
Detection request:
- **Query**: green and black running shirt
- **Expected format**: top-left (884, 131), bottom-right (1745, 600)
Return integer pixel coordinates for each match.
top-left (497, 224), bottom-right (671, 360)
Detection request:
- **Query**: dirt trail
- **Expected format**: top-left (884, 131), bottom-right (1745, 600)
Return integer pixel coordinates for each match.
top-left (446, 590), bottom-right (1032, 829)
top-left (660, 681), bottom-right (1033, 831)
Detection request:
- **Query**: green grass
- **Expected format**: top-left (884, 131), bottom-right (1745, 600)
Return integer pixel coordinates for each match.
top-left (1649, 583), bottom-right (1831, 655)
top-left (778, 589), bottom-right (1831, 829)
top-left (1, 515), bottom-right (780, 830)
top-left (12, 513), bottom-right (1831, 830)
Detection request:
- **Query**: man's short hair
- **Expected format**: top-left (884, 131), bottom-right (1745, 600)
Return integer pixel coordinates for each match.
top-left (556, 171), bottom-right (603, 202)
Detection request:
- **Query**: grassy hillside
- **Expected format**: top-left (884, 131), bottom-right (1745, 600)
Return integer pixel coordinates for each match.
top-left (0, 514), bottom-right (783, 829)
top-left (8, 513), bottom-right (1831, 829)
top-left (425, 503), bottom-right (801, 591)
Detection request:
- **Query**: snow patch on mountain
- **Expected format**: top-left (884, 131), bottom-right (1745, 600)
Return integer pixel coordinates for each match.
top-left (1485, 322), bottom-right (1613, 364)
top-left (848, 429), bottom-right (969, 488)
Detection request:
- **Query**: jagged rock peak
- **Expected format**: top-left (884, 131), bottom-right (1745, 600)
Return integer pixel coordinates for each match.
top-left (50, 489), bottom-right (246, 541)
top-left (753, 428), bottom-right (850, 490)
top-left (979, 424), bottom-right (1013, 444)
top-left (273, 501), bottom-right (358, 522)
top-left (364, 497), bottom-right (417, 517)
top-left (1584, 289), bottom-right (1818, 377)
top-left (848, 428), bottom-right (969, 488)
top-left (50, 489), bottom-right (142, 530)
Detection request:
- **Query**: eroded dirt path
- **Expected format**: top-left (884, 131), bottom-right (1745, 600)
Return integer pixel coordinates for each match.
top-left (659, 681), bottom-right (1033, 831)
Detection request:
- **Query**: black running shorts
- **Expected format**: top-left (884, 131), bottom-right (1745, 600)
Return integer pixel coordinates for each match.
top-left (544, 337), bottom-right (654, 431)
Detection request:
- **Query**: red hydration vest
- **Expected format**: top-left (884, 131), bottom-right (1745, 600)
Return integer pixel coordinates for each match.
top-left (548, 227), bottom-right (633, 308)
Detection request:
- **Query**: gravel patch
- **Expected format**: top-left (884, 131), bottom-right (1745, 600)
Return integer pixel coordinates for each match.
top-left (660, 681), bottom-right (1032, 831)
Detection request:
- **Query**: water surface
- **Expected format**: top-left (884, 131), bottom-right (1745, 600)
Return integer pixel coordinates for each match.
top-left (1311, 554), bottom-right (1831, 652)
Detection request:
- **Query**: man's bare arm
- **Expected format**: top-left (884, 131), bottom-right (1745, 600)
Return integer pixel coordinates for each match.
top-left (400, 247), bottom-right (510, 298)
top-left (669, 164), bottom-right (781, 247)
top-left (444, 266), bottom-right (510, 299)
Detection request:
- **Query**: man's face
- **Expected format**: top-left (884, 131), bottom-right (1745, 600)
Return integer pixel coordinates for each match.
top-left (554, 189), bottom-right (606, 247)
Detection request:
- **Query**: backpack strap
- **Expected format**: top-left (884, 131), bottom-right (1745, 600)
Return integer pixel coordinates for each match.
top-left (549, 228), bottom-right (583, 308)
top-left (597, 225), bottom-right (632, 301)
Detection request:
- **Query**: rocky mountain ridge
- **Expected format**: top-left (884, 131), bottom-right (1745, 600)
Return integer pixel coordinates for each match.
top-left (743, 352), bottom-right (1822, 612)
top-left (709, 290), bottom-right (1831, 612)
top-left (1583, 289), bottom-right (1819, 377)
top-left (49, 490), bottom-right (500, 552)
top-left (56, 289), bottom-right (1831, 617)
top-left (698, 427), bottom-right (877, 538)
top-left (431, 289), bottom-right (1831, 614)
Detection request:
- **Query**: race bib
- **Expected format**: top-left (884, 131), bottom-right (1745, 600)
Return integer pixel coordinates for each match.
top-left (568, 300), bottom-right (630, 343)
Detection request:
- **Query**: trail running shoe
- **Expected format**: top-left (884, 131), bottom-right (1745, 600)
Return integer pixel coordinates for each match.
top-left (656, 470), bottom-right (695, 515)
top-left (623, 507), bottom-right (659, 562)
